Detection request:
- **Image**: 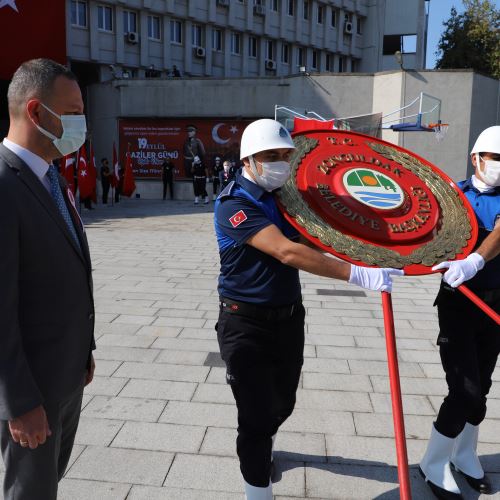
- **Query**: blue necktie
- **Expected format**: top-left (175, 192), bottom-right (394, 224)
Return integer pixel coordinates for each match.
top-left (47, 165), bottom-right (81, 249)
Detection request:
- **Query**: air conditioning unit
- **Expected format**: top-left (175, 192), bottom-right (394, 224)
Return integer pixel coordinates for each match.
top-left (217, 0), bottom-right (229, 5)
top-left (265, 59), bottom-right (276, 70)
top-left (254, 4), bottom-right (266, 15)
top-left (194, 46), bottom-right (206, 58)
top-left (344, 21), bottom-right (353, 34)
top-left (126, 32), bottom-right (139, 44)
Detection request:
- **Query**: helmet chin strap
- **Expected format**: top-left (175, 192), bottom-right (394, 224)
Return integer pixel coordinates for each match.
top-left (248, 155), bottom-right (264, 185)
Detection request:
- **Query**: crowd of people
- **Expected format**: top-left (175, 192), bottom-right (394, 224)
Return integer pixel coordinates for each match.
top-left (0, 58), bottom-right (498, 500)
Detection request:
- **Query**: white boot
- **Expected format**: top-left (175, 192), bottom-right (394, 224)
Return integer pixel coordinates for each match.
top-left (451, 423), bottom-right (483, 479)
top-left (450, 423), bottom-right (491, 493)
top-left (420, 425), bottom-right (461, 497)
top-left (244, 480), bottom-right (273, 500)
top-left (194, 196), bottom-right (199, 205)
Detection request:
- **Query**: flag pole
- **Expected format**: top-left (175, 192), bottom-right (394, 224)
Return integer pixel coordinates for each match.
top-left (381, 291), bottom-right (412, 500)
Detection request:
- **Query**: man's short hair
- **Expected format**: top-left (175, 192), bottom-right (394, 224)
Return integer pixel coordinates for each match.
top-left (7, 58), bottom-right (77, 117)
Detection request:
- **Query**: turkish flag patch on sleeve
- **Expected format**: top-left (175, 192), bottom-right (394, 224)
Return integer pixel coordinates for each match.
top-left (229, 210), bottom-right (247, 227)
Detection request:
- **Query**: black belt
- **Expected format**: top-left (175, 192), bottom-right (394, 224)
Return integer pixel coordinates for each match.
top-left (220, 297), bottom-right (301, 321)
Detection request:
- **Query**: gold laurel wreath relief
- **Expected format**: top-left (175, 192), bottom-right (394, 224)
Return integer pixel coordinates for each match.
top-left (277, 135), bottom-right (473, 268)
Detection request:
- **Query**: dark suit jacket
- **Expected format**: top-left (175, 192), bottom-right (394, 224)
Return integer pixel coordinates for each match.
top-left (0, 144), bottom-right (95, 421)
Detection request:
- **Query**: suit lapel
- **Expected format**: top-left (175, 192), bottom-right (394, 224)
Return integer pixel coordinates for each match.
top-left (0, 144), bottom-right (87, 266)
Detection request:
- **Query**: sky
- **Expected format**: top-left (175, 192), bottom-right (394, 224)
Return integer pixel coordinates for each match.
top-left (426, 0), bottom-right (500, 68)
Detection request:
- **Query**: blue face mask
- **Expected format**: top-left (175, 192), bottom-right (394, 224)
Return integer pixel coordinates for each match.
top-left (36, 103), bottom-right (87, 157)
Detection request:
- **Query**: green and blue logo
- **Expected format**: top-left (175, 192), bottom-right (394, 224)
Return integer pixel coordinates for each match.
top-left (343, 168), bottom-right (404, 210)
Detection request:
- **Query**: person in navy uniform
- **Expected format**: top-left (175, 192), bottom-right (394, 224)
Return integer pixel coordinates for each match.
top-left (420, 126), bottom-right (500, 500)
top-left (214, 118), bottom-right (404, 500)
top-left (211, 156), bottom-right (223, 201)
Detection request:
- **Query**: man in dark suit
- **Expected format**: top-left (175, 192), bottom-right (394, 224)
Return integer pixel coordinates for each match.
top-left (0, 58), bottom-right (95, 500)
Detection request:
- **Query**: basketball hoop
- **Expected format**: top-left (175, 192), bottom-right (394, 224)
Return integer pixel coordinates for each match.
top-left (429, 123), bottom-right (449, 142)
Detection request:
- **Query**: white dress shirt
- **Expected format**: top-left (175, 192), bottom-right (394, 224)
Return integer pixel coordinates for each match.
top-left (3, 138), bottom-right (51, 192)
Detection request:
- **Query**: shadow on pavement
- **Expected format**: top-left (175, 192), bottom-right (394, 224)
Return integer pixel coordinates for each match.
top-left (273, 451), bottom-right (500, 500)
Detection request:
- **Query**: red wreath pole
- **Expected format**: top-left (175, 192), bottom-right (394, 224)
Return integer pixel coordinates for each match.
top-left (457, 285), bottom-right (500, 325)
top-left (381, 291), bottom-right (412, 500)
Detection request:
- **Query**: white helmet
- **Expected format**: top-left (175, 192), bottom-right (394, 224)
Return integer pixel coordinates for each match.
top-left (240, 119), bottom-right (295, 160)
top-left (470, 126), bottom-right (500, 155)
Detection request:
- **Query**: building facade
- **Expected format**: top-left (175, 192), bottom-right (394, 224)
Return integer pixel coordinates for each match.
top-left (67, 0), bottom-right (429, 83)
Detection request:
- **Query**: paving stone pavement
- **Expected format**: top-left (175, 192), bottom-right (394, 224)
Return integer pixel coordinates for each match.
top-left (1, 199), bottom-right (499, 499)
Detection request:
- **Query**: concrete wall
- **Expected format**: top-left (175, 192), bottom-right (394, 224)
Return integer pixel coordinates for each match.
top-left (87, 69), bottom-right (499, 199)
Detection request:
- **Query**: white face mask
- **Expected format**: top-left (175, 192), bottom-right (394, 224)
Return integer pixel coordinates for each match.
top-left (477, 154), bottom-right (500, 187)
top-left (36, 103), bottom-right (87, 157)
top-left (249, 156), bottom-right (291, 191)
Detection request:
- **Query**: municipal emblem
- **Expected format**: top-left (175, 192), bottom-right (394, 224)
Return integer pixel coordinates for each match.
top-left (343, 168), bottom-right (404, 210)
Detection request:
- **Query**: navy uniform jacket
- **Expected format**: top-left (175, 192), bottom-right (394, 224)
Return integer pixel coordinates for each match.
top-left (214, 173), bottom-right (301, 306)
top-left (0, 144), bottom-right (95, 420)
top-left (459, 178), bottom-right (500, 290)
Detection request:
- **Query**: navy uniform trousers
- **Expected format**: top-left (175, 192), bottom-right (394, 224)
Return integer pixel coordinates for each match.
top-left (217, 301), bottom-right (305, 487)
top-left (434, 284), bottom-right (500, 438)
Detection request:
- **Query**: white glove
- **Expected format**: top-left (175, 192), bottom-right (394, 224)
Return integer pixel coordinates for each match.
top-left (432, 252), bottom-right (485, 288)
top-left (349, 265), bottom-right (404, 293)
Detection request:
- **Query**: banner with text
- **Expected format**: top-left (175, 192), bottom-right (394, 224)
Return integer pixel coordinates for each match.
top-left (118, 118), bottom-right (253, 179)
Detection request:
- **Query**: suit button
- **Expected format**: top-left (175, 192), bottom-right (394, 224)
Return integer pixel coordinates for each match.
top-left (88, 313), bottom-right (94, 320)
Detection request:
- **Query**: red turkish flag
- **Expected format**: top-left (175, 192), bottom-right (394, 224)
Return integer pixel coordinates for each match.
top-left (121, 151), bottom-right (136, 198)
top-left (0, 0), bottom-right (66, 80)
top-left (60, 154), bottom-right (76, 194)
top-left (88, 143), bottom-right (98, 203)
top-left (229, 210), bottom-right (247, 227)
top-left (77, 145), bottom-right (94, 200)
top-left (110, 142), bottom-right (120, 188)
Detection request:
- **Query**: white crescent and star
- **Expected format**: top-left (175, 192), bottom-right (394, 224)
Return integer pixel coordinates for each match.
top-left (0, 0), bottom-right (19, 12)
top-left (212, 123), bottom-right (239, 145)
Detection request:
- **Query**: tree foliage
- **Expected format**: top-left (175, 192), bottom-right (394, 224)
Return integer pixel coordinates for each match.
top-left (435, 0), bottom-right (500, 78)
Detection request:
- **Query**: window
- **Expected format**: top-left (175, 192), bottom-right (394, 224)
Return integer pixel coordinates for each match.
top-left (170, 20), bottom-right (182, 44)
top-left (382, 34), bottom-right (417, 55)
top-left (303, 0), bottom-right (309, 20)
top-left (248, 36), bottom-right (257, 57)
top-left (402, 34), bottom-right (417, 53)
top-left (271, 0), bottom-right (279, 12)
top-left (338, 56), bottom-right (344, 72)
top-left (212, 29), bottom-right (223, 51)
top-left (192, 24), bottom-right (202, 47)
top-left (148, 15), bottom-right (161, 40)
top-left (123, 10), bottom-right (137, 34)
top-left (231, 32), bottom-right (241, 54)
top-left (287, 0), bottom-right (294, 16)
top-left (325, 53), bottom-right (333, 71)
top-left (331, 8), bottom-right (336, 27)
top-left (297, 47), bottom-right (305, 66)
top-left (97, 5), bottom-right (113, 31)
top-left (356, 17), bottom-right (362, 34)
top-left (266, 40), bottom-right (275, 61)
top-left (312, 49), bottom-right (318, 70)
top-left (317, 4), bottom-right (323, 24)
top-left (281, 43), bottom-right (289, 64)
top-left (71, 0), bottom-right (87, 27)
